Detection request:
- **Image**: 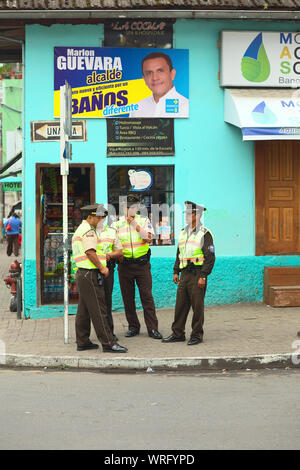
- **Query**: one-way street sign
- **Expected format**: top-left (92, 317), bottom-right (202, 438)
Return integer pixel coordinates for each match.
top-left (31, 120), bottom-right (87, 142)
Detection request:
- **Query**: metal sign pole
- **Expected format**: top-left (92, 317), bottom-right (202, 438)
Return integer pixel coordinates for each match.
top-left (60, 81), bottom-right (72, 345)
top-left (62, 170), bottom-right (68, 345)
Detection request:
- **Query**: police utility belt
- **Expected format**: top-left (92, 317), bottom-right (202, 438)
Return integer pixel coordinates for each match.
top-left (77, 268), bottom-right (105, 286)
top-left (107, 259), bottom-right (116, 270)
top-left (122, 250), bottom-right (151, 265)
top-left (183, 260), bottom-right (202, 273)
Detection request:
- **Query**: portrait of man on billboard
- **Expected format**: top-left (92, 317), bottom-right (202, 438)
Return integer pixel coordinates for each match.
top-left (130, 51), bottom-right (189, 118)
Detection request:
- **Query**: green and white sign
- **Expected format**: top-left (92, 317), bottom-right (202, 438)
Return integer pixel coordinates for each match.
top-left (2, 182), bottom-right (22, 192)
top-left (220, 31), bottom-right (300, 87)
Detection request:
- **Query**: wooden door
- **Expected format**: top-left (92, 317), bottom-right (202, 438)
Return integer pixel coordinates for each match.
top-left (256, 141), bottom-right (300, 255)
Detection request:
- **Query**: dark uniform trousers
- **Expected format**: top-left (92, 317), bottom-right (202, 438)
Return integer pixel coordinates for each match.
top-left (172, 269), bottom-right (207, 340)
top-left (118, 262), bottom-right (158, 333)
top-left (75, 269), bottom-right (115, 348)
top-left (104, 266), bottom-right (115, 334)
top-left (7, 234), bottom-right (20, 257)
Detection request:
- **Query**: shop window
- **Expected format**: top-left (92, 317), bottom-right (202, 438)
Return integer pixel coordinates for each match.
top-left (36, 164), bottom-right (95, 305)
top-left (107, 165), bottom-right (175, 246)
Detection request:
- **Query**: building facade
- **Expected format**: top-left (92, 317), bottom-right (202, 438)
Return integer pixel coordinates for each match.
top-left (19, 17), bottom-right (300, 318)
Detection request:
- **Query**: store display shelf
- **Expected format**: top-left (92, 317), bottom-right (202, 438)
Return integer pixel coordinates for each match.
top-left (42, 300), bottom-right (78, 305)
top-left (47, 203), bottom-right (74, 206)
top-left (47, 214), bottom-right (75, 220)
top-left (47, 232), bottom-right (75, 236)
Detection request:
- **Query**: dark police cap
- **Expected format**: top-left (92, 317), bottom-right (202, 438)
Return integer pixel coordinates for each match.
top-left (184, 200), bottom-right (206, 214)
top-left (80, 204), bottom-right (108, 217)
top-left (126, 194), bottom-right (141, 207)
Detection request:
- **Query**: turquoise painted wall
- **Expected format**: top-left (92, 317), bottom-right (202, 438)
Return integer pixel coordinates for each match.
top-left (24, 20), bottom-right (300, 319)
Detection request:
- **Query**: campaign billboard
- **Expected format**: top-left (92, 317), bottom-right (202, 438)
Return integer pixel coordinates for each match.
top-left (54, 47), bottom-right (189, 119)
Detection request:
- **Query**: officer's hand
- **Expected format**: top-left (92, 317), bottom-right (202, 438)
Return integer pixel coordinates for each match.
top-left (198, 277), bottom-right (206, 288)
top-left (106, 253), bottom-right (111, 261)
top-left (100, 267), bottom-right (109, 278)
top-left (127, 216), bottom-right (135, 224)
top-left (173, 274), bottom-right (180, 284)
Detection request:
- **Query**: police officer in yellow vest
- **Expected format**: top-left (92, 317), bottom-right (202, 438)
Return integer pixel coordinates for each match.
top-left (72, 204), bottom-right (127, 353)
top-left (96, 213), bottom-right (123, 341)
top-left (162, 201), bottom-right (215, 345)
top-left (113, 194), bottom-right (162, 340)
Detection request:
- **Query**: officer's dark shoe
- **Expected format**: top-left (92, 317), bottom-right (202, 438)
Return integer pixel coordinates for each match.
top-left (103, 343), bottom-right (128, 353)
top-left (77, 343), bottom-right (99, 351)
top-left (187, 337), bottom-right (203, 346)
top-left (125, 328), bottom-right (140, 338)
top-left (148, 329), bottom-right (163, 339)
top-left (161, 335), bottom-right (186, 343)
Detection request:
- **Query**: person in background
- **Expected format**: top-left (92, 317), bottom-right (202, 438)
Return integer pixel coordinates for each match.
top-left (5, 212), bottom-right (22, 257)
top-left (2, 217), bottom-right (7, 241)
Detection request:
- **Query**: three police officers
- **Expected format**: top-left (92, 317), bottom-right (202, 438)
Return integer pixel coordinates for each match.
top-left (72, 204), bottom-right (127, 353)
top-left (72, 199), bottom-right (215, 351)
top-left (162, 201), bottom-right (215, 345)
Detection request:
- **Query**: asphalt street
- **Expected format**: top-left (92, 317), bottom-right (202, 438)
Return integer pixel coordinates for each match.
top-left (0, 368), bottom-right (299, 450)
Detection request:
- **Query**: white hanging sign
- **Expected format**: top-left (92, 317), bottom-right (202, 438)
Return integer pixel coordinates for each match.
top-left (128, 169), bottom-right (153, 192)
top-left (220, 31), bottom-right (300, 88)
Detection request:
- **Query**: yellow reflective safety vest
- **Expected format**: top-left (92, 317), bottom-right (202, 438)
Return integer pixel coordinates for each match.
top-left (72, 220), bottom-right (98, 270)
top-left (70, 254), bottom-right (78, 279)
top-left (113, 215), bottom-right (149, 258)
top-left (178, 226), bottom-right (212, 269)
top-left (96, 226), bottom-right (117, 267)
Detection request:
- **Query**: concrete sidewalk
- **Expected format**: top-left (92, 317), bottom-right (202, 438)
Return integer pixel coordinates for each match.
top-left (0, 244), bottom-right (299, 372)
